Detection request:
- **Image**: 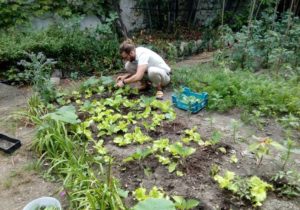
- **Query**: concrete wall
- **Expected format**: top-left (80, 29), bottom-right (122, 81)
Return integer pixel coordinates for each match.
top-left (28, 0), bottom-right (223, 33)
top-left (119, 0), bottom-right (144, 32)
top-left (30, 13), bottom-right (102, 31)
top-left (194, 0), bottom-right (222, 26)
top-left (119, 0), bottom-right (222, 32)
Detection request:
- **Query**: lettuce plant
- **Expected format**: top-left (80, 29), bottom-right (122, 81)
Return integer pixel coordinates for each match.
top-left (214, 170), bottom-right (273, 207)
top-left (181, 127), bottom-right (204, 145)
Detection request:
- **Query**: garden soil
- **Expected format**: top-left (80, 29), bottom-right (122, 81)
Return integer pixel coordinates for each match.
top-left (0, 53), bottom-right (299, 210)
top-left (0, 84), bottom-right (62, 210)
top-left (109, 90), bottom-right (300, 210)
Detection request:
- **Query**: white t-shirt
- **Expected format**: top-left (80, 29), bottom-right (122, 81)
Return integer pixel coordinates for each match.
top-left (135, 47), bottom-right (171, 73)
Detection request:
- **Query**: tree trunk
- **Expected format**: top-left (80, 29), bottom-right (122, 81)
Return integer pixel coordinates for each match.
top-left (146, 0), bottom-right (153, 32)
top-left (193, 0), bottom-right (201, 26)
top-left (113, 1), bottom-right (128, 38)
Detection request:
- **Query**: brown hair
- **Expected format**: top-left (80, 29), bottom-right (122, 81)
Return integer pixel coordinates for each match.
top-left (119, 39), bottom-right (135, 54)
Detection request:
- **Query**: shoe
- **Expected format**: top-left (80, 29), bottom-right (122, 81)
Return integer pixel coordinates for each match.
top-left (155, 90), bottom-right (164, 100)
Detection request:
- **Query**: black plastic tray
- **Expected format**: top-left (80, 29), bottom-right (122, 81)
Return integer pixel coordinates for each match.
top-left (0, 134), bottom-right (21, 154)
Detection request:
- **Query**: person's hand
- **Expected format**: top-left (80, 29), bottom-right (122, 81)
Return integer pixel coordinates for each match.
top-left (116, 80), bottom-right (125, 88)
top-left (116, 75), bottom-right (126, 82)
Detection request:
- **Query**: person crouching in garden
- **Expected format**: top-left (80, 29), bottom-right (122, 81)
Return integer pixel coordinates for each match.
top-left (116, 39), bottom-right (171, 100)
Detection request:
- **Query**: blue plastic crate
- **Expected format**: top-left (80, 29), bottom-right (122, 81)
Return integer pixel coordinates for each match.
top-left (172, 87), bottom-right (208, 113)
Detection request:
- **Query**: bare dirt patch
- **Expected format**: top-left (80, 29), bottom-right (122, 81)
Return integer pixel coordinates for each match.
top-left (0, 84), bottom-right (63, 210)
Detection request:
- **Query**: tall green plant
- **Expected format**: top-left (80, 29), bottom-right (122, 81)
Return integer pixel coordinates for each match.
top-left (18, 52), bottom-right (57, 102)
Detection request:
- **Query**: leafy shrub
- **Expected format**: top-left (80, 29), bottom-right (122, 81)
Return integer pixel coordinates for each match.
top-left (0, 21), bottom-right (122, 83)
top-left (218, 12), bottom-right (300, 76)
top-left (20, 52), bottom-right (58, 102)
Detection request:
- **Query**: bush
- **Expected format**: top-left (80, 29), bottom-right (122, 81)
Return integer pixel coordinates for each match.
top-left (0, 24), bottom-right (122, 83)
top-left (218, 12), bottom-right (300, 76)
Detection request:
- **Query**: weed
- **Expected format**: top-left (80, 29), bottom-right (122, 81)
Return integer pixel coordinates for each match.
top-left (210, 164), bottom-right (220, 177)
top-left (2, 179), bottom-right (12, 189)
top-left (205, 130), bottom-right (222, 146)
top-left (23, 160), bottom-right (41, 172)
top-left (230, 119), bottom-right (241, 143)
top-left (249, 137), bottom-right (273, 166)
top-left (271, 170), bottom-right (300, 198)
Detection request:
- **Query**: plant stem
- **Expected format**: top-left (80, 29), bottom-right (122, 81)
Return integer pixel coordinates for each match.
top-left (258, 155), bottom-right (263, 167)
top-left (282, 139), bottom-right (293, 171)
top-left (272, 0), bottom-right (280, 30)
top-left (248, 0), bottom-right (257, 33)
top-left (233, 127), bottom-right (236, 143)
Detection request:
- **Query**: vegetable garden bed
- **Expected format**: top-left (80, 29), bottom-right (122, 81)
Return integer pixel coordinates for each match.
top-left (26, 76), bottom-right (300, 210)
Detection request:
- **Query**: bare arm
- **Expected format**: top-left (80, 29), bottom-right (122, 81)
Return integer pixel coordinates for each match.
top-left (123, 64), bottom-right (147, 84)
top-left (116, 73), bottom-right (132, 81)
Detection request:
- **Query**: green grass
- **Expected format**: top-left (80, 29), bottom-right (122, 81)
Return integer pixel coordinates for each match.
top-left (171, 63), bottom-right (300, 128)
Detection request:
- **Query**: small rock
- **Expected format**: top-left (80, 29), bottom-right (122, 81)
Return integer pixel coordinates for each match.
top-left (266, 132), bottom-right (272, 136)
top-left (230, 150), bottom-right (236, 154)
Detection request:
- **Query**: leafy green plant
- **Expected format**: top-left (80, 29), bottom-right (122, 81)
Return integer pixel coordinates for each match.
top-left (249, 137), bottom-right (273, 166)
top-left (181, 127), bottom-right (204, 145)
top-left (113, 136), bottom-right (132, 147)
top-left (271, 170), bottom-right (300, 198)
top-left (230, 119), bottom-right (241, 143)
top-left (18, 52), bottom-right (57, 102)
top-left (0, 25), bottom-right (121, 81)
top-left (210, 164), bottom-right (220, 177)
top-left (114, 127), bottom-right (151, 146)
top-left (133, 186), bottom-right (166, 201)
top-left (22, 93), bottom-right (48, 123)
top-left (166, 142), bottom-right (196, 174)
top-left (230, 154), bottom-right (238, 164)
top-left (43, 105), bottom-right (80, 124)
top-left (219, 11), bottom-right (300, 76)
top-left (172, 196), bottom-right (200, 210)
top-left (205, 130), bottom-right (222, 146)
top-left (144, 113), bottom-right (166, 131)
top-left (152, 138), bottom-right (170, 153)
top-left (279, 113), bottom-right (300, 130)
top-left (280, 138), bottom-right (295, 170)
top-left (167, 142), bottom-right (196, 160)
top-left (123, 148), bottom-right (153, 170)
top-left (214, 170), bottom-right (273, 207)
top-left (270, 138), bottom-right (300, 170)
top-left (132, 198), bottom-right (175, 210)
top-left (248, 176), bottom-right (274, 207)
